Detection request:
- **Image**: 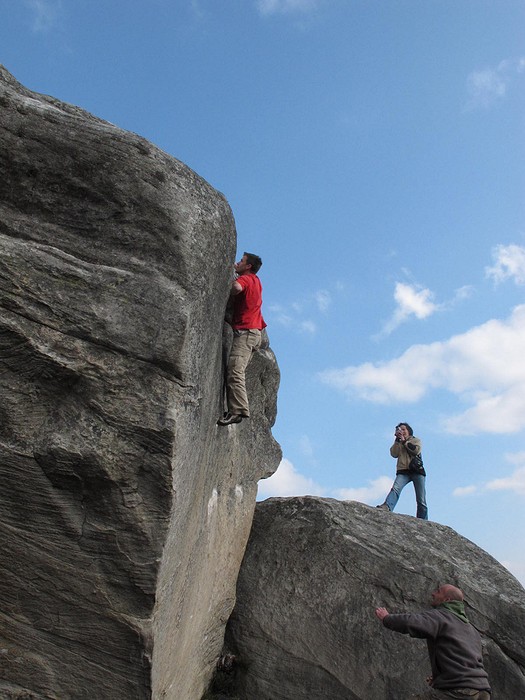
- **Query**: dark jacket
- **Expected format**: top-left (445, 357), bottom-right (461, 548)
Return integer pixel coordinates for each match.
top-left (383, 605), bottom-right (490, 692)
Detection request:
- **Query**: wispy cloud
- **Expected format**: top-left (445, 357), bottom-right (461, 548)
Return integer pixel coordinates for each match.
top-left (486, 244), bottom-right (525, 286)
top-left (452, 485), bottom-right (478, 497)
top-left (315, 289), bottom-right (332, 312)
top-left (269, 304), bottom-right (318, 334)
top-left (453, 285), bottom-right (475, 302)
top-left (299, 434), bottom-right (315, 459)
top-left (466, 57), bottom-right (525, 109)
top-left (453, 453), bottom-right (525, 498)
top-left (268, 285), bottom-right (336, 335)
top-left (268, 304), bottom-right (293, 327)
top-left (486, 451), bottom-right (525, 495)
top-left (379, 282), bottom-right (438, 336)
top-left (257, 0), bottom-right (321, 16)
top-left (300, 319), bottom-right (317, 334)
top-left (320, 304), bottom-right (525, 435)
top-left (24, 0), bottom-right (62, 33)
top-left (486, 467), bottom-right (525, 495)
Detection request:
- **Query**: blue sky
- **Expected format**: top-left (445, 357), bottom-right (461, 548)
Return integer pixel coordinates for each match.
top-left (2, 0), bottom-right (525, 586)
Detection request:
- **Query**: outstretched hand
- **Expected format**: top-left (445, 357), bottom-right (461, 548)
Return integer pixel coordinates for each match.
top-left (375, 607), bottom-right (389, 621)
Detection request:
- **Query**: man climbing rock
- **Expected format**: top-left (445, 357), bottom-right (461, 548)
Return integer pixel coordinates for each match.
top-left (218, 252), bottom-right (266, 426)
top-left (375, 584), bottom-right (491, 699)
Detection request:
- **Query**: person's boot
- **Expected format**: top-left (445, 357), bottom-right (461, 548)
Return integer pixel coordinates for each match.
top-left (217, 412), bottom-right (243, 426)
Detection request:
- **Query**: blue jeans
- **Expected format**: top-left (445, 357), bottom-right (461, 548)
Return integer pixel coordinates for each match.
top-left (385, 472), bottom-right (428, 519)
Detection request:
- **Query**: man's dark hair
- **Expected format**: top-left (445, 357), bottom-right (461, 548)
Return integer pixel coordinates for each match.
top-left (244, 252), bottom-right (262, 273)
top-left (396, 422), bottom-right (413, 436)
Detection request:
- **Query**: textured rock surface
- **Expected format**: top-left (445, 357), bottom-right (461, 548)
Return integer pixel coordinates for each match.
top-left (0, 65), bottom-right (281, 699)
top-left (221, 497), bottom-right (525, 700)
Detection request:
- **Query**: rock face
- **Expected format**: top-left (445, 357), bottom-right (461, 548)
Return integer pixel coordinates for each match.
top-left (222, 497), bottom-right (525, 700)
top-left (0, 65), bottom-right (281, 699)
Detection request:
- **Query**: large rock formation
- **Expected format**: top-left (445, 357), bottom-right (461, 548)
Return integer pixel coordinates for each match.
top-left (220, 497), bottom-right (525, 700)
top-left (0, 65), bottom-right (281, 699)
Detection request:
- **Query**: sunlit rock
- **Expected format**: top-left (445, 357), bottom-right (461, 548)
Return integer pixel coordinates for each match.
top-left (221, 497), bottom-right (525, 700)
top-left (0, 64), bottom-right (281, 700)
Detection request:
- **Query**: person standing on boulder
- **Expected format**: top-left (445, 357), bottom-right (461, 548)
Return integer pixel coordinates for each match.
top-left (217, 252), bottom-right (266, 426)
top-left (375, 584), bottom-right (491, 699)
top-left (376, 422), bottom-right (428, 519)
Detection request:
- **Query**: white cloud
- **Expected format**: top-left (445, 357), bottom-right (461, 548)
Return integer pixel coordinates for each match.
top-left (466, 57), bottom-right (525, 109)
top-left (442, 386), bottom-right (525, 435)
top-left (454, 453), bottom-right (525, 498)
top-left (334, 476), bottom-right (392, 504)
top-left (452, 452), bottom-right (525, 497)
top-left (257, 459), bottom-right (392, 506)
top-left (257, 458), bottom-right (325, 498)
top-left (379, 282), bottom-right (438, 336)
top-left (452, 485), bottom-right (478, 497)
top-left (257, 0), bottom-right (320, 16)
top-left (486, 466), bottom-right (525, 496)
top-left (393, 282), bottom-right (437, 319)
top-left (320, 304), bottom-right (525, 434)
top-left (486, 244), bottom-right (525, 286)
top-left (24, 0), bottom-right (62, 33)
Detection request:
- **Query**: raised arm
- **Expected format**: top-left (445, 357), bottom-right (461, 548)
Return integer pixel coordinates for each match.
top-left (375, 607), bottom-right (390, 621)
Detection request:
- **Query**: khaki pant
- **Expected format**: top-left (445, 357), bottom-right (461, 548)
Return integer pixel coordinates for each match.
top-left (226, 329), bottom-right (262, 416)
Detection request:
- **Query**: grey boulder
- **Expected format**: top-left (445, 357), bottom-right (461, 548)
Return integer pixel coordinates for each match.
top-left (0, 64), bottom-right (281, 700)
top-left (221, 497), bottom-right (525, 700)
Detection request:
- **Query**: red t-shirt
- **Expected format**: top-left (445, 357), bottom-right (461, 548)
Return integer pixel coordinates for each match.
top-left (232, 273), bottom-right (266, 330)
